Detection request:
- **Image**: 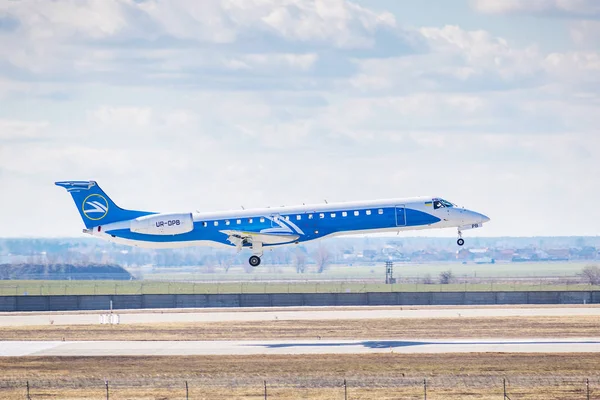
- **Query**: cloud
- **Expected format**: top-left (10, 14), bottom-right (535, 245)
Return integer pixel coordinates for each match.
top-left (0, 0), bottom-right (420, 92)
top-left (350, 24), bottom-right (600, 99)
top-left (570, 20), bottom-right (600, 47)
top-left (0, 1), bottom-right (599, 237)
top-left (0, 119), bottom-right (49, 141)
top-left (91, 106), bottom-right (153, 127)
top-left (472, 0), bottom-right (600, 18)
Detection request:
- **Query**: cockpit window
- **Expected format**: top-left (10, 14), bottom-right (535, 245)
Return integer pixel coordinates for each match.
top-left (441, 199), bottom-right (454, 208)
top-left (433, 198), bottom-right (454, 209)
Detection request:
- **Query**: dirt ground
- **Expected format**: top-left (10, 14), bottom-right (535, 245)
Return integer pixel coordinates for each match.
top-left (0, 315), bottom-right (598, 341)
top-left (1, 354), bottom-right (599, 399)
top-left (2, 313), bottom-right (598, 398)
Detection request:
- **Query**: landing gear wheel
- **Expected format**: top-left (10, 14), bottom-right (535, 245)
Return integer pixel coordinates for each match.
top-left (457, 238), bottom-right (465, 246)
top-left (249, 255), bottom-right (261, 267)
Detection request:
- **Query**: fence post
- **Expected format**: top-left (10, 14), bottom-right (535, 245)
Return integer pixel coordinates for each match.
top-left (105, 380), bottom-right (109, 400)
top-left (423, 378), bottom-right (427, 400)
top-left (185, 380), bottom-right (189, 400)
top-left (26, 380), bottom-right (30, 400)
top-left (503, 378), bottom-right (512, 399)
top-left (264, 380), bottom-right (267, 400)
top-left (587, 378), bottom-right (590, 400)
top-left (344, 379), bottom-right (347, 400)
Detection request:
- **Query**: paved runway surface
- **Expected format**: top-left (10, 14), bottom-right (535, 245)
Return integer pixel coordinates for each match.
top-left (2, 306), bottom-right (600, 327)
top-left (1, 338), bottom-right (599, 356)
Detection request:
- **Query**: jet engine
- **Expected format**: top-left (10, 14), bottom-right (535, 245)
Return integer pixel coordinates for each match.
top-left (130, 213), bottom-right (194, 235)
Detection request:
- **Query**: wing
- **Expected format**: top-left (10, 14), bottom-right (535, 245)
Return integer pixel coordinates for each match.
top-left (220, 230), bottom-right (300, 246)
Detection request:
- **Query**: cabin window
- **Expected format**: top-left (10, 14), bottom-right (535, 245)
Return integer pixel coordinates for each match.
top-left (225, 220), bottom-right (230, 225)
top-left (366, 210), bottom-right (372, 216)
top-left (260, 217), bottom-right (265, 223)
top-left (248, 218), bottom-right (253, 223)
top-left (378, 209), bottom-right (383, 214)
top-left (354, 211), bottom-right (359, 216)
top-left (284, 216), bottom-right (290, 221)
top-left (202, 222), bottom-right (207, 227)
top-left (296, 215), bottom-right (301, 220)
top-left (342, 211), bottom-right (347, 217)
top-left (308, 214), bottom-right (314, 219)
top-left (236, 219), bottom-right (241, 224)
top-left (319, 213), bottom-right (325, 219)
top-left (214, 221), bottom-right (219, 226)
top-left (331, 213), bottom-right (336, 218)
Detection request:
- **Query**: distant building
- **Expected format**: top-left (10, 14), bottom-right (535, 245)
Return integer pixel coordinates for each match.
top-left (545, 249), bottom-right (570, 261)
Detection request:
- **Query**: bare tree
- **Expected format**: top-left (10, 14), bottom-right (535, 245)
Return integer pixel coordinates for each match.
top-left (579, 265), bottom-right (600, 285)
top-left (312, 245), bottom-right (332, 274)
top-left (216, 252), bottom-right (233, 273)
top-left (293, 248), bottom-right (307, 274)
top-left (439, 270), bottom-right (454, 284)
top-left (242, 260), bottom-right (254, 274)
top-left (422, 274), bottom-right (433, 284)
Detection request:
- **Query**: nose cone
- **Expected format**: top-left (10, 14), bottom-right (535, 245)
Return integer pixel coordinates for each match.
top-left (463, 210), bottom-right (490, 225)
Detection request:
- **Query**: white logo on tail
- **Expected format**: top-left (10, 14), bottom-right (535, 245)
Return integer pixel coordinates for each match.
top-left (85, 201), bottom-right (107, 214)
top-left (82, 194), bottom-right (109, 220)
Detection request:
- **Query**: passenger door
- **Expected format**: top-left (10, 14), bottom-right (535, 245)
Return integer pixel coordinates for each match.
top-left (395, 205), bottom-right (406, 226)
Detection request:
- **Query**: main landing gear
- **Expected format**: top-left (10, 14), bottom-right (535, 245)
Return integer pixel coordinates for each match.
top-left (457, 230), bottom-right (465, 246)
top-left (248, 241), bottom-right (263, 267)
top-left (249, 255), bottom-right (261, 267)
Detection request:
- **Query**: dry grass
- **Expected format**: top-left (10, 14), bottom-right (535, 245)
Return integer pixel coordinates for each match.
top-left (2, 304), bottom-right (599, 318)
top-left (3, 386), bottom-right (591, 400)
top-left (2, 314), bottom-right (599, 398)
top-left (1, 316), bottom-right (599, 341)
top-left (1, 354), bottom-right (599, 399)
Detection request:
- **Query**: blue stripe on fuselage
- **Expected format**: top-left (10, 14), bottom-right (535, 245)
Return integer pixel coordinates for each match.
top-left (106, 207), bottom-right (441, 245)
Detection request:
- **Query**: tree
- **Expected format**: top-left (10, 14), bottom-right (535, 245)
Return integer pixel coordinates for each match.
top-left (216, 252), bottom-right (233, 273)
top-left (312, 245), bottom-right (332, 274)
top-left (439, 270), bottom-right (454, 284)
top-left (579, 265), bottom-right (600, 285)
top-left (422, 274), bottom-right (433, 284)
top-left (293, 248), bottom-right (307, 274)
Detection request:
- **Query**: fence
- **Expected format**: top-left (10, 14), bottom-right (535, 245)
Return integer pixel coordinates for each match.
top-left (2, 280), bottom-right (600, 296)
top-left (4, 376), bottom-right (598, 399)
top-left (0, 290), bottom-right (598, 311)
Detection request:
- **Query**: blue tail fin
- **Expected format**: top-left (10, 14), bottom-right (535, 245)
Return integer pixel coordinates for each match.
top-left (55, 181), bottom-right (154, 228)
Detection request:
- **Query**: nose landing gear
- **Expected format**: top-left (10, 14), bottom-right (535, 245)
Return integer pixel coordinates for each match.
top-left (457, 230), bottom-right (465, 246)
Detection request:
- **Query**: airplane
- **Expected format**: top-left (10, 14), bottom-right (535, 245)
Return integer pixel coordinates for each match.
top-left (56, 180), bottom-right (490, 267)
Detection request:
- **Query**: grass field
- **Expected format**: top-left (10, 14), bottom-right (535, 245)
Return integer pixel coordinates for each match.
top-left (0, 279), bottom-right (599, 296)
top-left (1, 315), bottom-right (598, 341)
top-left (1, 354), bottom-right (598, 399)
top-left (138, 261), bottom-right (598, 280)
top-left (2, 262), bottom-right (597, 296)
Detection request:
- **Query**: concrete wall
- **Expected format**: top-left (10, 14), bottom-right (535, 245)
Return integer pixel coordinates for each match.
top-left (0, 291), bottom-right (597, 312)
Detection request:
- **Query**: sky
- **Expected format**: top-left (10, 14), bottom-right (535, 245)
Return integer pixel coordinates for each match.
top-left (0, 0), bottom-right (599, 238)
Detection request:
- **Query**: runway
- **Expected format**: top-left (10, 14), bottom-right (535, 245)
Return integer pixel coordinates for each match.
top-left (2, 338), bottom-right (599, 356)
top-left (2, 306), bottom-right (600, 327)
